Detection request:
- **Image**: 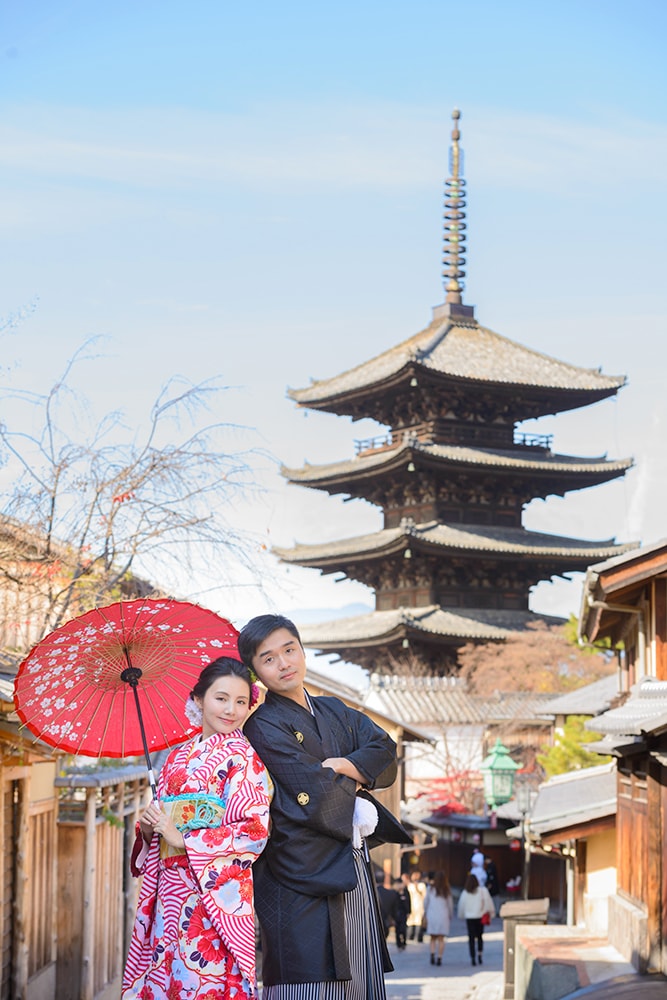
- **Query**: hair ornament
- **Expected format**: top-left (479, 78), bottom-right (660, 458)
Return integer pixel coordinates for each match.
top-left (184, 697), bottom-right (203, 728)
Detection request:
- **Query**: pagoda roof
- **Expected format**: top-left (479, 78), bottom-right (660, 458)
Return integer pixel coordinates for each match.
top-left (282, 441), bottom-right (632, 488)
top-left (274, 521), bottom-right (637, 568)
top-left (288, 314), bottom-right (626, 412)
top-left (299, 605), bottom-right (564, 650)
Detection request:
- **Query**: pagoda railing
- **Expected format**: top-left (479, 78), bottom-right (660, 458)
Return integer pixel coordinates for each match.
top-left (354, 426), bottom-right (553, 455)
top-left (354, 427), bottom-right (432, 455)
top-left (513, 431), bottom-right (553, 450)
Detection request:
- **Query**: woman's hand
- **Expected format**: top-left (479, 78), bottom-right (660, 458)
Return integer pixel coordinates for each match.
top-left (138, 800), bottom-right (185, 851)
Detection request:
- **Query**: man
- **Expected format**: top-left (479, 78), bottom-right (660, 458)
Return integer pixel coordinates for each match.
top-left (393, 876), bottom-right (411, 950)
top-left (239, 613), bottom-right (403, 998)
top-left (376, 874), bottom-right (399, 940)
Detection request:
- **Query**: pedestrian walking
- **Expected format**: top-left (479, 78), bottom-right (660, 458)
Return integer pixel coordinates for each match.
top-left (377, 876), bottom-right (400, 939)
top-left (456, 872), bottom-right (495, 966)
top-left (393, 877), bottom-right (411, 949)
top-left (406, 871), bottom-right (426, 942)
top-left (484, 857), bottom-right (500, 899)
top-left (470, 849), bottom-right (488, 886)
top-left (423, 871), bottom-right (454, 966)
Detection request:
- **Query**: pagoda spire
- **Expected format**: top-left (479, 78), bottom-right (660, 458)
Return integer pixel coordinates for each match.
top-left (442, 108), bottom-right (467, 305)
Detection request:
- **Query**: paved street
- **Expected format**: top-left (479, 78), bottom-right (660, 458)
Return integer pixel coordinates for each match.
top-left (383, 915), bottom-right (504, 1000)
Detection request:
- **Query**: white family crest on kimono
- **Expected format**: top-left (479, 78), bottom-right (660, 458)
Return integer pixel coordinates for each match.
top-left (122, 729), bottom-right (271, 1000)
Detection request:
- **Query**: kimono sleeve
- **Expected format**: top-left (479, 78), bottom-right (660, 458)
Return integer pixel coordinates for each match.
top-left (183, 743), bottom-right (271, 878)
top-left (183, 743), bottom-right (271, 985)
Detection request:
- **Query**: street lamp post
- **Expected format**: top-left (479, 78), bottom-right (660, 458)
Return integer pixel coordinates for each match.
top-left (515, 781), bottom-right (532, 899)
top-left (480, 739), bottom-right (520, 812)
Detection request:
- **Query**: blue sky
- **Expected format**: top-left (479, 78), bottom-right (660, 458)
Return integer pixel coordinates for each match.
top-left (1, 1), bottom-right (666, 649)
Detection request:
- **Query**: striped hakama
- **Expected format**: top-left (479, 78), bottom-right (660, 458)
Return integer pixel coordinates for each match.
top-left (262, 847), bottom-right (387, 1000)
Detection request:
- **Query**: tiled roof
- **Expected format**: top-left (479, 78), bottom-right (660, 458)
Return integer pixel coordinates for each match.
top-left (275, 521), bottom-right (634, 564)
top-left (299, 605), bottom-right (563, 646)
top-left (585, 678), bottom-right (667, 738)
top-left (363, 672), bottom-right (555, 727)
top-left (282, 442), bottom-right (632, 483)
top-left (303, 667), bottom-right (434, 741)
top-left (540, 675), bottom-right (620, 719)
top-left (529, 763), bottom-right (617, 837)
top-left (289, 317), bottom-right (625, 404)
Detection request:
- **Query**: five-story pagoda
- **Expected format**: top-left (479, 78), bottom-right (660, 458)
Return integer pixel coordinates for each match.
top-left (276, 110), bottom-right (634, 674)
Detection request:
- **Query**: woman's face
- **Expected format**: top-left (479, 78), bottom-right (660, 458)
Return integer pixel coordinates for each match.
top-left (196, 674), bottom-right (251, 739)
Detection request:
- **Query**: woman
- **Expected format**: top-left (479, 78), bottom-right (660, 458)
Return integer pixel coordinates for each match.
top-left (423, 871), bottom-right (454, 966)
top-left (456, 872), bottom-right (495, 967)
top-left (122, 657), bottom-right (272, 1000)
top-left (405, 871), bottom-right (426, 942)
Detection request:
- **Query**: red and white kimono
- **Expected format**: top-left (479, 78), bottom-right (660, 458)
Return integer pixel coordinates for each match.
top-left (122, 730), bottom-right (271, 1000)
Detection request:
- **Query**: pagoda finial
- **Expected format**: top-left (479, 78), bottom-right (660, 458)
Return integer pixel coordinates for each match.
top-left (442, 108), bottom-right (467, 305)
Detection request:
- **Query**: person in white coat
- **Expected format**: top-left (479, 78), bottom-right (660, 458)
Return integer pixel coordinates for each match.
top-left (456, 872), bottom-right (495, 966)
top-left (423, 871), bottom-right (454, 966)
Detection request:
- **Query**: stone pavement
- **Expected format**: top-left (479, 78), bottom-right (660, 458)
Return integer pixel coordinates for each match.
top-left (383, 914), bottom-right (504, 1000)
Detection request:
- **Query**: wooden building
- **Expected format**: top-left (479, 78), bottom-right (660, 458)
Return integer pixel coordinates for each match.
top-left (276, 110), bottom-right (634, 674)
top-left (0, 696), bottom-right (152, 1000)
top-left (578, 539), bottom-right (667, 974)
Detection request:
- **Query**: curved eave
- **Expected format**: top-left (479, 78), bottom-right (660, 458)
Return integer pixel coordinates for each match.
top-left (282, 444), bottom-right (633, 491)
top-left (289, 365), bottom-right (623, 420)
top-left (299, 606), bottom-right (564, 650)
top-left (288, 319), bottom-right (626, 415)
top-left (274, 524), bottom-right (638, 570)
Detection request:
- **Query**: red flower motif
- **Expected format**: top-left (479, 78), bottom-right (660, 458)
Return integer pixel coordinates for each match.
top-left (201, 825), bottom-right (227, 847)
top-left (196, 927), bottom-right (226, 964)
top-left (238, 873), bottom-right (253, 905)
top-left (185, 901), bottom-right (211, 943)
top-left (165, 767), bottom-right (188, 795)
top-left (243, 815), bottom-right (268, 841)
top-left (167, 980), bottom-right (185, 1000)
top-left (214, 863), bottom-right (242, 888)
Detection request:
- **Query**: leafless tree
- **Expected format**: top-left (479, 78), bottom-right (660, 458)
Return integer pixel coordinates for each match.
top-left (0, 340), bottom-right (266, 649)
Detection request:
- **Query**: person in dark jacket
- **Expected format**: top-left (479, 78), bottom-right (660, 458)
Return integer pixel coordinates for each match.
top-left (393, 877), bottom-right (411, 949)
top-left (239, 614), bottom-right (402, 999)
top-left (376, 875), bottom-right (399, 939)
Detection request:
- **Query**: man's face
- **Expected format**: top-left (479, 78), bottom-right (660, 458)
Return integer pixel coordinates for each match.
top-left (251, 627), bottom-right (307, 701)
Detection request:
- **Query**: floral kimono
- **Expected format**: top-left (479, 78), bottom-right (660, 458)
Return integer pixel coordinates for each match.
top-left (122, 730), bottom-right (271, 1000)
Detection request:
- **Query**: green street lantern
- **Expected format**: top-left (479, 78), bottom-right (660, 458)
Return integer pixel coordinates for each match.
top-left (480, 739), bottom-right (520, 810)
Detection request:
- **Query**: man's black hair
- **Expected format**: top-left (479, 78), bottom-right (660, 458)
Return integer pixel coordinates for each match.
top-left (238, 614), bottom-right (303, 667)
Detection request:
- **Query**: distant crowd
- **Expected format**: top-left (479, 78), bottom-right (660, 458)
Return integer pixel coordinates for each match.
top-left (375, 850), bottom-right (499, 967)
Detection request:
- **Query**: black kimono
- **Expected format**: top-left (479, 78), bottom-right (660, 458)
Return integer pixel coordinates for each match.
top-left (243, 691), bottom-right (398, 987)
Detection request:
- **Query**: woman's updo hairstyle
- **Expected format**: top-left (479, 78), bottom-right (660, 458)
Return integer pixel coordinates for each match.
top-left (184, 656), bottom-right (260, 728)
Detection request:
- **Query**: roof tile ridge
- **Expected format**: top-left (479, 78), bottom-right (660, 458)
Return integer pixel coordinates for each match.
top-left (287, 314), bottom-right (451, 397)
top-left (474, 321), bottom-right (627, 386)
top-left (412, 320), bottom-right (455, 362)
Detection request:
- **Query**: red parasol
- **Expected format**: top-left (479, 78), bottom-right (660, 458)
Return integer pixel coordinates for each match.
top-left (13, 598), bottom-right (240, 797)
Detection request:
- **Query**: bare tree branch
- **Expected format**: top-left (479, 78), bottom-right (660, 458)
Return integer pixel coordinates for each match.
top-left (0, 344), bottom-right (270, 647)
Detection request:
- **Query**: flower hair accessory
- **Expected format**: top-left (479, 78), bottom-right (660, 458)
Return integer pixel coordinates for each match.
top-left (184, 697), bottom-right (203, 728)
top-left (249, 683), bottom-right (261, 708)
